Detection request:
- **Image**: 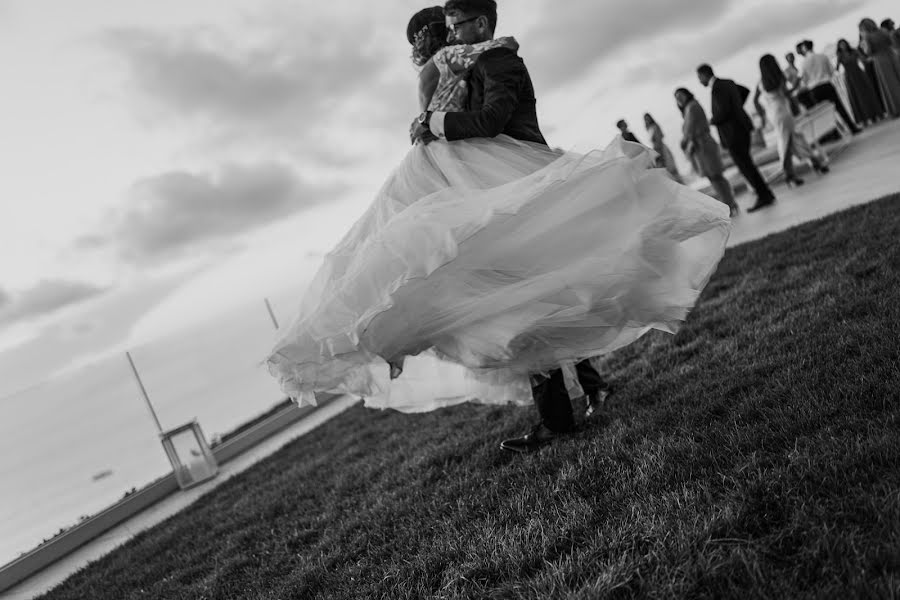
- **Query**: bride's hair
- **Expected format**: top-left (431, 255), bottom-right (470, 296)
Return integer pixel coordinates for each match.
top-left (407, 6), bottom-right (448, 67)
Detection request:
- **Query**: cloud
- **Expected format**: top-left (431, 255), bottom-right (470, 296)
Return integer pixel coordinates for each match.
top-left (525, 0), bottom-right (865, 89)
top-left (0, 287), bottom-right (10, 309)
top-left (0, 280), bottom-right (107, 326)
top-left (525, 0), bottom-right (731, 87)
top-left (81, 161), bottom-right (342, 264)
top-left (621, 0), bottom-right (867, 85)
top-left (100, 20), bottom-right (388, 137)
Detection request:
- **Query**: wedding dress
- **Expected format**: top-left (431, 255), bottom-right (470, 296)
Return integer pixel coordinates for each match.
top-left (266, 38), bottom-right (731, 412)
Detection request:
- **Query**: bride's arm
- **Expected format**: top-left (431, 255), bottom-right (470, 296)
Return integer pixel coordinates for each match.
top-left (418, 59), bottom-right (440, 111)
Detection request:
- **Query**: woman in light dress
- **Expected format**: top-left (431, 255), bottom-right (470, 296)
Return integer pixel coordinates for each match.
top-left (753, 54), bottom-right (829, 188)
top-left (674, 88), bottom-right (740, 217)
top-left (643, 113), bottom-right (683, 183)
top-left (265, 8), bottom-right (731, 413)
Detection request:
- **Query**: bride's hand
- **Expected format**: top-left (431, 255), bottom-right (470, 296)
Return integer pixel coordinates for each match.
top-left (410, 119), bottom-right (438, 145)
top-left (409, 117), bottom-right (421, 144)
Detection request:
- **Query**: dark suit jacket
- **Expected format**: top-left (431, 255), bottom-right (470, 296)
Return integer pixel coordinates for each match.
top-left (443, 47), bottom-right (547, 145)
top-left (709, 78), bottom-right (753, 150)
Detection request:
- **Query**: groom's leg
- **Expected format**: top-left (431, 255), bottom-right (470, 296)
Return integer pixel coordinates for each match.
top-left (500, 365), bottom-right (600, 453)
top-left (574, 359), bottom-right (605, 396)
top-left (532, 368), bottom-right (575, 433)
top-left (575, 359), bottom-right (613, 418)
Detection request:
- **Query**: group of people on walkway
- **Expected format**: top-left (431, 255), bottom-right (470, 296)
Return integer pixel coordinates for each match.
top-left (617, 15), bottom-right (900, 215)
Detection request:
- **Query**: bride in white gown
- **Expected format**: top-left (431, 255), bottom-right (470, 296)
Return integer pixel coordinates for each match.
top-left (265, 8), bottom-right (732, 413)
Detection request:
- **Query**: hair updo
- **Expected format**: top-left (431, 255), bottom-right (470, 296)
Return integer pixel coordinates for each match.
top-left (407, 6), bottom-right (448, 67)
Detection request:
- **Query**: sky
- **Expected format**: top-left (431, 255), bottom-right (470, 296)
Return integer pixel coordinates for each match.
top-left (0, 0), bottom-right (896, 390)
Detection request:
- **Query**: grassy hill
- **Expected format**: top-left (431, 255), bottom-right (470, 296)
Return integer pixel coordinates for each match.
top-left (40, 194), bottom-right (900, 599)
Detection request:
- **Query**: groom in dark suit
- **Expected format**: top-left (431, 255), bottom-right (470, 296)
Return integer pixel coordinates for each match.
top-left (697, 64), bottom-right (776, 213)
top-left (410, 0), bottom-right (611, 453)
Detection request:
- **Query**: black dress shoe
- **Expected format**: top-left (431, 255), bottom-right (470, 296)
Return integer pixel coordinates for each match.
top-left (500, 423), bottom-right (562, 453)
top-left (746, 195), bottom-right (775, 213)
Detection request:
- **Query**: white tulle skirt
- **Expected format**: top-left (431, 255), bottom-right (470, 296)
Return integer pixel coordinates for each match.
top-left (266, 135), bottom-right (731, 412)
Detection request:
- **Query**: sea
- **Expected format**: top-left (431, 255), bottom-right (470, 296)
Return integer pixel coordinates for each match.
top-left (0, 298), bottom-right (294, 567)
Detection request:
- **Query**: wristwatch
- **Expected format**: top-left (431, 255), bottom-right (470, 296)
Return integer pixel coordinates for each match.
top-left (418, 110), bottom-right (432, 129)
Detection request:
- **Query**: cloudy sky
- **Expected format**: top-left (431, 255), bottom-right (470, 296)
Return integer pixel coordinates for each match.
top-left (0, 0), bottom-right (895, 389)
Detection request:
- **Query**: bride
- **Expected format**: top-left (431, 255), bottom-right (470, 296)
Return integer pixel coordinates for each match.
top-left (266, 4), bottom-right (731, 440)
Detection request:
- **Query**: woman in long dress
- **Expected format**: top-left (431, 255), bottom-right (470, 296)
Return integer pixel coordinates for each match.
top-left (860, 18), bottom-right (900, 117)
top-left (643, 113), bottom-right (683, 183)
top-left (265, 10), bottom-right (732, 413)
top-left (674, 88), bottom-right (739, 217)
top-left (836, 39), bottom-right (885, 126)
top-left (753, 54), bottom-right (829, 187)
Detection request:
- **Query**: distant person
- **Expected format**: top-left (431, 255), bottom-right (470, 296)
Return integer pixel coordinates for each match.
top-left (643, 113), bottom-right (682, 182)
top-left (616, 119), bottom-right (642, 144)
top-left (799, 40), bottom-right (862, 134)
top-left (794, 42), bottom-right (817, 108)
top-left (753, 54), bottom-right (830, 188)
top-left (858, 43), bottom-right (889, 117)
top-left (782, 52), bottom-right (803, 115)
top-left (784, 52), bottom-right (801, 90)
top-left (881, 19), bottom-right (900, 51)
top-left (835, 38), bottom-right (885, 125)
top-left (860, 18), bottom-right (900, 116)
top-left (675, 87), bottom-right (740, 216)
top-left (697, 63), bottom-right (776, 212)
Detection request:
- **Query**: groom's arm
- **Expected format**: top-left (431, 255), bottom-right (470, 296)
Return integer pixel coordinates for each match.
top-left (437, 48), bottom-right (524, 141)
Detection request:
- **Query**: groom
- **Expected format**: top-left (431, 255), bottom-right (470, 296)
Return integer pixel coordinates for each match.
top-left (410, 0), bottom-right (610, 453)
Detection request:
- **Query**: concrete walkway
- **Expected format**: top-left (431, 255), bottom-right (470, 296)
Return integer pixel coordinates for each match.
top-left (3, 118), bottom-right (899, 600)
top-left (726, 118), bottom-right (900, 248)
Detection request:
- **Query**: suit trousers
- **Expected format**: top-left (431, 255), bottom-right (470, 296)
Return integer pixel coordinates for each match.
top-left (532, 359), bottom-right (607, 433)
top-left (726, 131), bottom-right (774, 200)
top-left (809, 82), bottom-right (858, 131)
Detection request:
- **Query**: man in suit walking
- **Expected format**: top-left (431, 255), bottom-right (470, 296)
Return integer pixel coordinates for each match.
top-left (410, 0), bottom-right (612, 453)
top-left (697, 63), bottom-right (775, 213)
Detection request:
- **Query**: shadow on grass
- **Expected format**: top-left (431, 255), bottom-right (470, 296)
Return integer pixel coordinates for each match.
top-left (40, 195), bottom-right (900, 599)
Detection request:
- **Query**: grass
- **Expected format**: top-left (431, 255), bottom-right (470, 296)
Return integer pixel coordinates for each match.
top-left (39, 194), bottom-right (900, 599)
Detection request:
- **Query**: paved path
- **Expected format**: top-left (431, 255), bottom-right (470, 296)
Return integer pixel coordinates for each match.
top-left (726, 118), bottom-right (900, 248)
top-left (4, 118), bottom-right (899, 600)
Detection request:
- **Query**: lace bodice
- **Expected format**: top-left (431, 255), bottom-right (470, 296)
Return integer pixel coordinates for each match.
top-left (427, 36), bottom-right (519, 112)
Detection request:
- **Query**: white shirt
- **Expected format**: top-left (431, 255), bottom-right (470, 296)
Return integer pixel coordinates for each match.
top-left (430, 111), bottom-right (448, 139)
top-left (799, 52), bottom-right (834, 89)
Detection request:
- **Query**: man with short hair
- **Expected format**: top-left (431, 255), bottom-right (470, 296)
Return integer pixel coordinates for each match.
top-left (697, 63), bottom-right (775, 212)
top-left (410, 0), bottom-right (612, 453)
top-left (798, 40), bottom-right (861, 134)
